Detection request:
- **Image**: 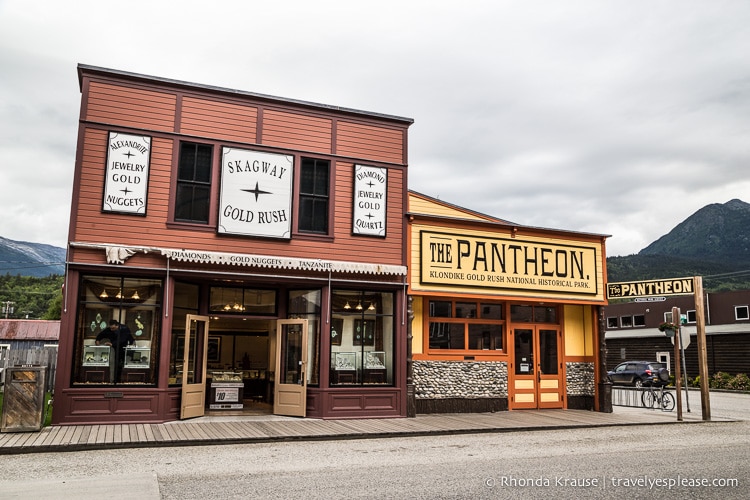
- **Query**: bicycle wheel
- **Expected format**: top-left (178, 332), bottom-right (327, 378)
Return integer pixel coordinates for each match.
top-left (641, 389), bottom-right (656, 408)
top-left (661, 392), bottom-right (675, 411)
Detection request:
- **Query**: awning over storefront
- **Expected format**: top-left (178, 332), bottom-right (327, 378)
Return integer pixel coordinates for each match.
top-left (70, 242), bottom-right (407, 276)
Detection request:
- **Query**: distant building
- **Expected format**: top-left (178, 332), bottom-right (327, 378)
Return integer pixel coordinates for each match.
top-left (0, 319), bottom-right (60, 350)
top-left (604, 289), bottom-right (750, 376)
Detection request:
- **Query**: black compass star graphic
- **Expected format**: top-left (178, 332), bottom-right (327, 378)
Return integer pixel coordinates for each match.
top-left (124, 150), bottom-right (135, 159)
top-left (120, 187), bottom-right (132, 196)
top-left (242, 181), bottom-right (272, 201)
top-left (367, 180), bottom-right (375, 188)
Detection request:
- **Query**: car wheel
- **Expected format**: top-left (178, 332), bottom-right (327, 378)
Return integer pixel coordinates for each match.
top-left (633, 378), bottom-right (643, 388)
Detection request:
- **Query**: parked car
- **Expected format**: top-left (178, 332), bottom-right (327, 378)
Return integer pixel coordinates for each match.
top-left (607, 361), bottom-right (667, 387)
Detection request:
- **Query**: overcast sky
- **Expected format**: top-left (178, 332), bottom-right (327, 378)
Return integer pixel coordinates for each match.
top-left (1, 0), bottom-right (748, 256)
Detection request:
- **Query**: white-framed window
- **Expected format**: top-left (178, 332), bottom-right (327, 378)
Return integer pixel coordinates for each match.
top-left (686, 310), bottom-right (697, 324)
top-left (633, 314), bottom-right (646, 327)
top-left (620, 316), bottom-right (633, 328)
top-left (607, 317), bottom-right (619, 329)
top-left (736, 305), bottom-right (750, 321)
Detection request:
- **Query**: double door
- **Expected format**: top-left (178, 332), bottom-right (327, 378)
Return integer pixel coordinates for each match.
top-left (180, 316), bottom-right (308, 419)
top-left (510, 327), bottom-right (564, 409)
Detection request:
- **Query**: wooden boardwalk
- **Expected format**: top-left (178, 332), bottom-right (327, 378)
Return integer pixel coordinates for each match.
top-left (0, 407), bottom-right (717, 455)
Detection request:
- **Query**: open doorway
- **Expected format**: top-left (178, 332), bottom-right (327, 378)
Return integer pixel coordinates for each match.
top-left (204, 317), bottom-right (275, 416)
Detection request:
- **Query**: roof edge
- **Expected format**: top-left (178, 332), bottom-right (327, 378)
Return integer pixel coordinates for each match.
top-left (77, 63), bottom-right (414, 125)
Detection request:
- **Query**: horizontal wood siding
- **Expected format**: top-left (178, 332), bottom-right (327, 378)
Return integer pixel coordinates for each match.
top-left (73, 130), bottom-right (176, 245)
top-left (180, 96), bottom-right (257, 143)
top-left (329, 162), bottom-right (404, 263)
top-left (86, 82), bottom-right (176, 132)
top-left (72, 130), bottom-right (404, 266)
top-left (337, 122), bottom-right (404, 164)
top-left (262, 110), bottom-right (332, 153)
top-left (408, 194), bottom-right (495, 221)
top-left (607, 333), bottom-right (750, 376)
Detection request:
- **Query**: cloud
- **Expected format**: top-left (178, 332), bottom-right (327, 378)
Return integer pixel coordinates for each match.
top-left (0, 0), bottom-right (748, 256)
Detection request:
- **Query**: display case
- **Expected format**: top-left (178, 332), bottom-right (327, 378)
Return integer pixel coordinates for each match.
top-left (123, 346), bottom-right (151, 368)
top-left (363, 351), bottom-right (386, 384)
top-left (331, 352), bottom-right (357, 384)
top-left (82, 345), bottom-right (111, 367)
top-left (209, 371), bottom-right (244, 409)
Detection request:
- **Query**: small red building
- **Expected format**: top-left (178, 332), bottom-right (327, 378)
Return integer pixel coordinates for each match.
top-left (53, 65), bottom-right (413, 424)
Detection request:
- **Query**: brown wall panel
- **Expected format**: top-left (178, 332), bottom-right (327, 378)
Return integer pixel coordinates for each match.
top-left (337, 122), bottom-right (404, 164)
top-left (262, 109), bottom-right (332, 153)
top-left (86, 82), bottom-right (176, 132)
top-left (72, 132), bottom-right (404, 265)
top-left (180, 96), bottom-right (257, 143)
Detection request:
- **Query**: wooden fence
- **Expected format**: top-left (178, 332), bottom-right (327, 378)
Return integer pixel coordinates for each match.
top-left (0, 347), bottom-right (57, 393)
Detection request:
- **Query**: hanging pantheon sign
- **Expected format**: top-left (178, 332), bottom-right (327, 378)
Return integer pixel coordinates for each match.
top-left (103, 132), bottom-right (151, 215)
top-left (218, 147), bottom-right (293, 239)
top-left (607, 277), bottom-right (694, 299)
top-left (352, 165), bottom-right (387, 237)
top-left (420, 230), bottom-right (599, 295)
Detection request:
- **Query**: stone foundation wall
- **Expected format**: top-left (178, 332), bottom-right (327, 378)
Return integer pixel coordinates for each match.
top-left (414, 360), bottom-right (508, 399)
top-left (566, 362), bottom-right (595, 396)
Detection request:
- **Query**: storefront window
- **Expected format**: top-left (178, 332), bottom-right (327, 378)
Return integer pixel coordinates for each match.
top-left (209, 287), bottom-right (276, 315)
top-left (511, 305), bottom-right (558, 324)
top-left (428, 300), bottom-right (505, 352)
top-left (73, 276), bottom-right (162, 386)
top-left (330, 290), bottom-right (394, 386)
top-left (288, 289), bottom-right (321, 386)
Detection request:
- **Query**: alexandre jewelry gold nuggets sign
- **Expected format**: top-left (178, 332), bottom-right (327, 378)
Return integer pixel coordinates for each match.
top-left (420, 230), bottom-right (599, 295)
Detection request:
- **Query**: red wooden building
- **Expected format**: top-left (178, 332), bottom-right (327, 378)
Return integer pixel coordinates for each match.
top-left (53, 65), bottom-right (413, 424)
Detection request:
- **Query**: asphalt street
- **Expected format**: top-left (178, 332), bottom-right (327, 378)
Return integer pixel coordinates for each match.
top-left (0, 390), bottom-right (747, 499)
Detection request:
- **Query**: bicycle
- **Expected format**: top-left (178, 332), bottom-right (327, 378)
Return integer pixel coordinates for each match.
top-left (641, 383), bottom-right (675, 411)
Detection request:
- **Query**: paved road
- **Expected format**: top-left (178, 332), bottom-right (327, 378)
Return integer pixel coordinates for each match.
top-left (0, 419), bottom-right (747, 499)
top-left (0, 390), bottom-right (747, 499)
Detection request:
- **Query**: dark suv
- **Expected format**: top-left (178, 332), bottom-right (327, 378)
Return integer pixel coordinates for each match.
top-left (607, 361), bottom-right (667, 388)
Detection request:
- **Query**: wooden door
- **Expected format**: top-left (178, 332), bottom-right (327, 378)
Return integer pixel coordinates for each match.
top-left (273, 319), bottom-right (308, 417)
top-left (180, 314), bottom-right (209, 419)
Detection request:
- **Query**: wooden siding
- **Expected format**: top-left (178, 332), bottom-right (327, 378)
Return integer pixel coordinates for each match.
top-left (85, 82), bottom-right (176, 132)
top-left (73, 71), bottom-right (410, 268)
top-left (337, 121), bottom-right (404, 164)
top-left (606, 333), bottom-right (750, 377)
top-left (408, 193), bottom-right (498, 222)
top-left (71, 131), bottom-right (405, 266)
top-left (262, 109), bottom-right (332, 153)
top-left (180, 96), bottom-right (257, 143)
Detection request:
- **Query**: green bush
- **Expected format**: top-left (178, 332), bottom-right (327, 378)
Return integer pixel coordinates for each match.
top-left (727, 373), bottom-right (750, 391)
top-left (711, 371), bottom-right (733, 389)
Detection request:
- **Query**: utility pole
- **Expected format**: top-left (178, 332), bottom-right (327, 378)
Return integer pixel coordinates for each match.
top-left (3, 301), bottom-right (15, 319)
top-left (673, 306), bottom-right (683, 421)
top-left (694, 276), bottom-right (711, 420)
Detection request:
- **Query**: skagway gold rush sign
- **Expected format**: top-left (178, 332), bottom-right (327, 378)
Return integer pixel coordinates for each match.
top-left (420, 231), bottom-right (599, 295)
top-left (607, 277), bottom-right (694, 299)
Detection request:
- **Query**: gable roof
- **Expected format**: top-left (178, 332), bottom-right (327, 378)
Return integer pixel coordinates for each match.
top-left (408, 191), bottom-right (515, 224)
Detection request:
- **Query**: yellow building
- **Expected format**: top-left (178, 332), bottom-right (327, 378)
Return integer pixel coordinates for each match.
top-left (407, 192), bottom-right (609, 412)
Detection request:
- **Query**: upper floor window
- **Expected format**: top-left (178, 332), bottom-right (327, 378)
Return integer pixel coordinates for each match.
top-left (175, 142), bottom-right (212, 223)
top-left (510, 305), bottom-right (558, 324)
top-left (428, 300), bottom-right (505, 351)
top-left (298, 158), bottom-right (330, 234)
top-left (686, 310), bottom-right (697, 324)
top-left (736, 305), bottom-right (750, 321)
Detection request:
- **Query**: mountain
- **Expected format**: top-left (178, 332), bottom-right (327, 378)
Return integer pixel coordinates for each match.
top-left (0, 236), bottom-right (66, 277)
top-left (607, 199), bottom-right (750, 292)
